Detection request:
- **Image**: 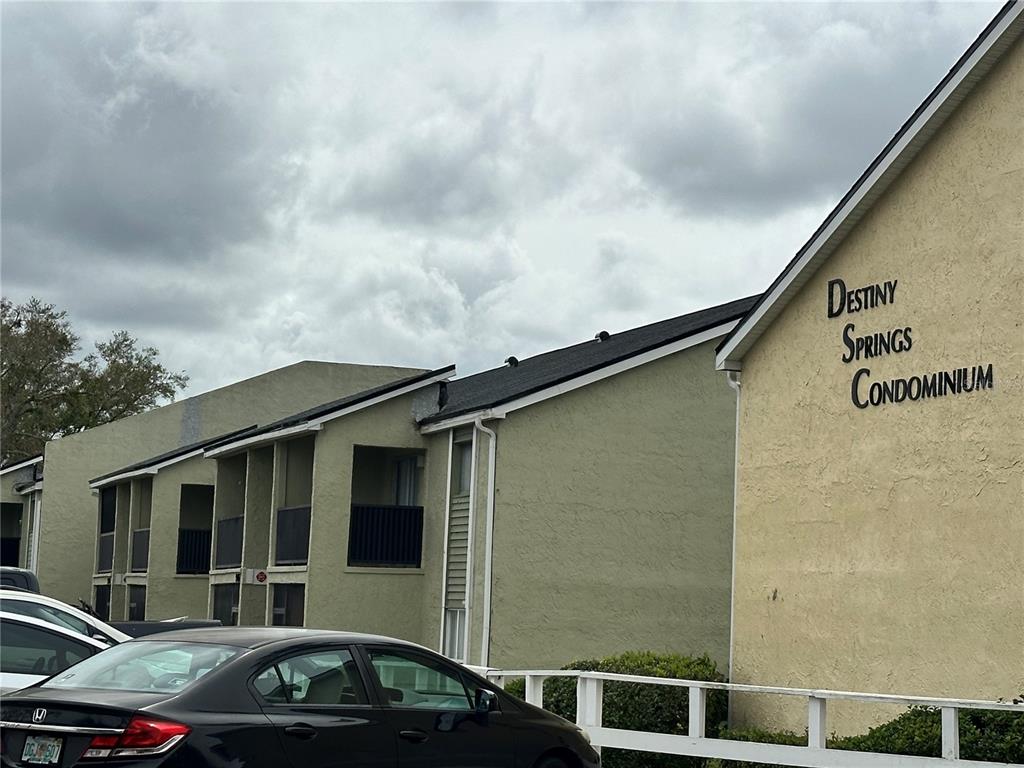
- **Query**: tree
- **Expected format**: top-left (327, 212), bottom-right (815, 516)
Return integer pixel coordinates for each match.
top-left (1, 297), bottom-right (189, 462)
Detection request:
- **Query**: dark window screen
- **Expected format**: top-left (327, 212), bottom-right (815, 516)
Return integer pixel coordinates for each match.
top-left (272, 584), bottom-right (304, 627)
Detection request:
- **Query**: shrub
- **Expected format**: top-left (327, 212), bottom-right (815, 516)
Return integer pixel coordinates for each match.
top-left (835, 707), bottom-right (1024, 764)
top-left (503, 650), bottom-right (727, 768)
top-left (711, 707), bottom-right (1024, 767)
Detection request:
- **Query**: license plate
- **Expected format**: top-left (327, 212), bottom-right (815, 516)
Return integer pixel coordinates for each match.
top-left (21, 734), bottom-right (62, 765)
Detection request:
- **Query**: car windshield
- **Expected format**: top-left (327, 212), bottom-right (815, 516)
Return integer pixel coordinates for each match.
top-left (43, 641), bottom-right (242, 693)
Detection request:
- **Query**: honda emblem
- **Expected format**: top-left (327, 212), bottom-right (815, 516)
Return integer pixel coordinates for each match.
top-left (32, 708), bottom-right (47, 723)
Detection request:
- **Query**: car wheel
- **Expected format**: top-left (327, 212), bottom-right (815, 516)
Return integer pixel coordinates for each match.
top-left (535, 757), bottom-right (570, 768)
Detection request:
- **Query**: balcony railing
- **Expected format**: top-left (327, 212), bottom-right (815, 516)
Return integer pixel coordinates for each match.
top-left (96, 531), bottom-right (114, 573)
top-left (275, 506), bottom-right (311, 566)
top-left (348, 505), bottom-right (423, 568)
top-left (214, 516), bottom-right (244, 569)
top-left (130, 528), bottom-right (150, 572)
top-left (176, 528), bottom-right (212, 574)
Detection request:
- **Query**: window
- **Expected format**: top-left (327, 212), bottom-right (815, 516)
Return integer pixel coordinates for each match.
top-left (253, 649), bottom-right (368, 706)
top-left (454, 441), bottom-right (473, 496)
top-left (99, 488), bottom-right (116, 534)
top-left (0, 598), bottom-right (90, 637)
top-left (442, 609), bottom-right (466, 662)
top-left (0, 621), bottom-right (93, 676)
top-left (94, 585), bottom-right (111, 622)
top-left (394, 456), bottom-right (418, 506)
top-left (127, 585), bottom-right (146, 621)
top-left (44, 641), bottom-right (240, 693)
top-left (212, 583), bottom-right (239, 626)
top-left (272, 583), bottom-right (305, 627)
top-left (367, 649), bottom-right (473, 711)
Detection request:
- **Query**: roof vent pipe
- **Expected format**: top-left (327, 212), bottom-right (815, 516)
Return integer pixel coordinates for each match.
top-left (595, 331), bottom-right (610, 342)
top-left (505, 356), bottom-right (519, 367)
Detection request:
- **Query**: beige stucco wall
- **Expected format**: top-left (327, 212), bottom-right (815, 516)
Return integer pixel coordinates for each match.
top-left (730, 38), bottom-right (1023, 733)
top-left (478, 341), bottom-right (737, 670)
top-left (37, 362), bottom-right (422, 604)
top-left (301, 391), bottom-right (435, 643)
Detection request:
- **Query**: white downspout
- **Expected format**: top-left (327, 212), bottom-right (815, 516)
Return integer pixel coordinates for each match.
top-left (438, 429), bottom-right (454, 651)
top-left (462, 427), bottom-right (479, 662)
top-left (474, 418), bottom-right (498, 667)
top-left (725, 369), bottom-right (742, 725)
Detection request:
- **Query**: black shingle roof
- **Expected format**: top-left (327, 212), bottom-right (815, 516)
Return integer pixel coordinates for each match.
top-left (420, 295), bottom-right (760, 425)
top-left (203, 365), bottom-right (455, 452)
top-left (89, 425), bottom-right (257, 485)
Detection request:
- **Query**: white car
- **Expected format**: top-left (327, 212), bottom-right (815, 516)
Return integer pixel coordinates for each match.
top-left (0, 611), bottom-right (110, 694)
top-left (0, 589), bottom-right (131, 645)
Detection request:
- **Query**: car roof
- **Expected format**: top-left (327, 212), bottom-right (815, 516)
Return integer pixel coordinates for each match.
top-left (0, 589), bottom-right (131, 642)
top-left (128, 626), bottom-right (428, 650)
top-left (0, 611), bottom-right (109, 649)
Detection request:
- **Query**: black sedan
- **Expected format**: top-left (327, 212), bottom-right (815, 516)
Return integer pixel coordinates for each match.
top-left (0, 627), bottom-right (599, 768)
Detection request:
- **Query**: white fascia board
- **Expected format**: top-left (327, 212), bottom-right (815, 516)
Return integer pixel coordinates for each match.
top-left (715, 3), bottom-right (1024, 372)
top-left (205, 369), bottom-right (454, 457)
top-left (420, 320), bottom-right (738, 434)
top-left (0, 456), bottom-right (43, 476)
top-left (16, 481), bottom-right (43, 495)
top-left (88, 447), bottom-right (208, 489)
top-left (203, 423), bottom-right (322, 459)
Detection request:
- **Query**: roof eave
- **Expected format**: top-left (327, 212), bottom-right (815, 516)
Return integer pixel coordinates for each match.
top-left (715, 1), bottom-right (1024, 371)
top-left (206, 366), bottom-right (455, 457)
top-left (422, 318), bottom-right (741, 432)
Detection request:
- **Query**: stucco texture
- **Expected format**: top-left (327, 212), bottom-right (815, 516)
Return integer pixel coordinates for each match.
top-left (37, 362), bottom-right (421, 604)
top-left (303, 391), bottom-right (434, 642)
top-left (730, 39), bottom-right (1023, 733)
top-left (144, 458), bottom-right (216, 620)
top-left (486, 341), bottom-right (737, 670)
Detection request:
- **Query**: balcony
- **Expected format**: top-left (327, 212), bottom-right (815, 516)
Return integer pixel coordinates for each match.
top-left (214, 516), bottom-right (244, 569)
top-left (348, 505), bottom-right (423, 568)
top-left (130, 529), bottom-right (150, 573)
top-left (96, 531), bottom-right (114, 573)
top-left (275, 506), bottom-right (311, 566)
top-left (177, 528), bottom-right (212, 574)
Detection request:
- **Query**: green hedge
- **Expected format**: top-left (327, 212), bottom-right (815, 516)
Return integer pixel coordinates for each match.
top-left (710, 707), bottom-right (1024, 767)
top-left (503, 650), bottom-right (727, 768)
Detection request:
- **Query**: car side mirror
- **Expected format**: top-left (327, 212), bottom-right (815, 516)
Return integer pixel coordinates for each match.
top-left (385, 686), bottom-right (404, 703)
top-left (475, 688), bottom-right (498, 715)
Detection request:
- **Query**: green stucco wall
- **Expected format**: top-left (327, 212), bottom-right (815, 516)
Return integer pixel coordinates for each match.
top-left (37, 362), bottom-right (422, 604)
top-left (482, 340), bottom-right (737, 670)
top-left (144, 459), bottom-right (216, 620)
top-left (302, 392), bottom-right (434, 643)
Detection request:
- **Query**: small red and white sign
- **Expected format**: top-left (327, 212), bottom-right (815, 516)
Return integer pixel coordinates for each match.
top-left (255, 570), bottom-right (268, 584)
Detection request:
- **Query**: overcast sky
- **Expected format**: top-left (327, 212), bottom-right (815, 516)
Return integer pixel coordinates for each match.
top-left (2, 1), bottom-right (1000, 397)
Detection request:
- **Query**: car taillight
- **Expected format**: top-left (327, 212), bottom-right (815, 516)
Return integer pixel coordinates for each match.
top-left (83, 716), bottom-right (190, 759)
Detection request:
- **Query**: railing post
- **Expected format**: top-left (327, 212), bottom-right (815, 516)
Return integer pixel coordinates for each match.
top-left (688, 686), bottom-right (707, 738)
top-left (808, 696), bottom-right (827, 749)
top-left (575, 676), bottom-right (604, 727)
top-left (575, 675), bottom-right (603, 757)
top-left (941, 706), bottom-right (960, 760)
top-left (525, 675), bottom-right (546, 707)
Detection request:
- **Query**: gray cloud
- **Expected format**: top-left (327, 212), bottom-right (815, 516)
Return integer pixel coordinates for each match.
top-left (0, 2), bottom-right (1001, 397)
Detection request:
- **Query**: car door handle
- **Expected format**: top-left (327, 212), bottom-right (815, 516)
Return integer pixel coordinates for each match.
top-left (399, 729), bottom-right (429, 743)
top-left (284, 724), bottom-right (318, 740)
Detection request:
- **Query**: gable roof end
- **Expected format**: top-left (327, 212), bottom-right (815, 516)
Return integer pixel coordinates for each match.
top-left (716, 1), bottom-right (1024, 371)
top-left (204, 365), bottom-right (456, 458)
top-left (420, 295), bottom-right (759, 429)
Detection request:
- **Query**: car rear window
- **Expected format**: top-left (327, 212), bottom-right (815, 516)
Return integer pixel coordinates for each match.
top-left (43, 641), bottom-right (242, 693)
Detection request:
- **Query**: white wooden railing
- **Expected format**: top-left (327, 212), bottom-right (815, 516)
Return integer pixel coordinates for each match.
top-left (475, 668), bottom-right (1024, 768)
